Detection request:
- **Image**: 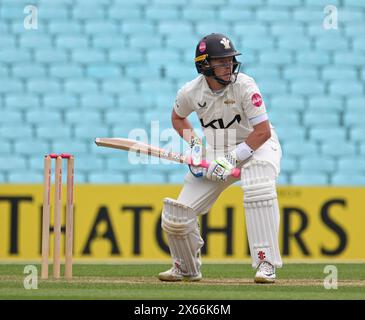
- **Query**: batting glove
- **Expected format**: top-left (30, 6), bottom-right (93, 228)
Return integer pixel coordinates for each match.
top-left (187, 137), bottom-right (207, 178)
top-left (206, 152), bottom-right (237, 182)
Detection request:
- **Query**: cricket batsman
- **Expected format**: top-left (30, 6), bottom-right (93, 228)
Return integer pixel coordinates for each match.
top-left (158, 33), bottom-right (283, 283)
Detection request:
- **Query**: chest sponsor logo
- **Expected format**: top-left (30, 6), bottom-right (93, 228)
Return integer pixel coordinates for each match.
top-left (200, 114), bottom-right (241, 129)
top-left (224, 99), bottom-right (236, 105)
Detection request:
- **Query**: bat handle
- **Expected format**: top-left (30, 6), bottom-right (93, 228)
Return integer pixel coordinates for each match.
top-left (200, 160), bottom-right (241, 178)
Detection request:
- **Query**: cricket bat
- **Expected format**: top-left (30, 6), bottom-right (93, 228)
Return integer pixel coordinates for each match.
top-left (95, 137), bottom-right (241, 178)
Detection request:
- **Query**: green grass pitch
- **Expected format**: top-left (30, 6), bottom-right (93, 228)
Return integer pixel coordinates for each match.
top-left (0, 263), bottom-right (364, 300)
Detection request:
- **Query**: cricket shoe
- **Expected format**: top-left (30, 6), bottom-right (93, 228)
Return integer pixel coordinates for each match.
top-left (158, 267), bottom-right (202, 282)
top-left (254, 261), bottom-right (276, 284)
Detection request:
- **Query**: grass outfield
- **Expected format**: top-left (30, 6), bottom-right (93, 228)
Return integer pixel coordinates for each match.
top-left (0, 263), bottom-right (364, 300)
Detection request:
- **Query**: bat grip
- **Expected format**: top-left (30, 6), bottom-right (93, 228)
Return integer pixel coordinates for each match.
top-left (200, 160), bottom-right (241, 178)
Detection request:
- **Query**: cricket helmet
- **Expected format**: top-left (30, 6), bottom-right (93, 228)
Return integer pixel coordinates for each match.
top-left (195, 33), bottom-right (241, 85)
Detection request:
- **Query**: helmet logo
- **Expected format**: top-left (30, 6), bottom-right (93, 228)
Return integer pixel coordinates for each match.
top-left (199, 41), bottom-right (207, 52)
top-left (220, 38), bottom-right (231, 49)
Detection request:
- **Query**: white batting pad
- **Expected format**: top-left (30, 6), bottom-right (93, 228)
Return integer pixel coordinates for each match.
top-left (161, 198), bottom-right (204, 276)
top-left (241, 160), bottom-right (282, 269)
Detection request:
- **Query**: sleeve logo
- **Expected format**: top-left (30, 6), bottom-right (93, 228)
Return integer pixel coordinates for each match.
top-left (251, 93), bottom-right (263, 107)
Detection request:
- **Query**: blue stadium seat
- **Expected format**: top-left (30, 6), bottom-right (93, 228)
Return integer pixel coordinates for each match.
top-left (84, 21), bottom-right (118, 34)
top-left (129, 172), bottom-right (166, 183)
top-left (233, 23), bottom-right (268, 37)
top-left (105, 111), bottom-right (141, 125)
top-left (293, 8), bottom-right (324, 22)
top-left (244, 67), bottom-right (280, 81)
top-left (88, 172), bottom-right (127, 184)
top-left (321, 141), bottom-right (357, 157)
top-left (0, 110), bottom-right (22, 124)
top-left (38, 6), bottom-right (69, 20)
top-left (308, 96), bottom-right (343, 111)
top-left (345, 23), bottom-right (365, 38)
top-left (309, 127), bottom-right (347, 142)
top-left (291, 173), bottom-right (328, 185)
top-left (49, 64), bottom-right (83, 78)
top-left (64, 79), bottom-right (98, 94)
top-left (334, 52), bottom-right (365, 66)
top-left (271, 24), bottom-right (305, 37)
top-left (0, 141), bottom-right (12, 155)
top-left (332, 174), bottom-right (365, 186)
top-left (8, 172), bottom-right (43, 184)
top-left (283, 141), bottom-right (318, 157)
top-left (74, 126), bottom-right (110, 140)
top-left (36, 125), bottom-right (72, 140)
top-left (344, 114), bottom-right (365, 127)
top-left (129, 36), bottom-right (163, 49)
top-left (291, 80), bottom-right (325, 95)
top-left (108, 6), bottom-right (143, 20)
top-left (146, 49), bottom-right (181, 66)
top-left (35, 49), bottom-right (68, 63)
top-left (300, 156), bottom-right (336, 173)
top-left (338, 156), bottom-right (365, 173)
top-left (182, 7), bottom-right (216, 21)
top-left (228, 0), bottom-right (265, 5)
top-left (343, 0), bottom-right (365, 7)
top-left (105, 155), bottom-right (134, 171)
top-left (14, 140), bottom-right (49, 156)
top-left (43, 94), bottom-right (78, 109)
top-left (66, 110), bottom-right (102, 124)
top-left (329, 81), bottom-right (363, 96)
top-left (19, 34), bottom-right (52, 48)
top-left (72, 6), bottom-right (105, 20)
top-left (0, 5), bottom-right (28, 19)
top-left (48, 21), bottom-right (82, 34)
top-left (269, 112), bottom-right (300, 126)
top-left (56, 35), bottom-right (89, 49)
top-left (52, 141), bottom-right (89, 154)
top-left (346, 97), bottom-right (365, 110)
top-left (283, 66), bottom-right (317, 81)
top-left (314, 35), bottom-right (349, 51)
top-left (270, 96), bottom-right (305, 112)
top-left (0, 65), bottom-right (8, 77)
top-left (2, 35), bottom-right (16, 47)
top-left (350, 128), bottom-right (365, 142)
top-left (153, 0), bottom-right (188, 5)
top-left (195, 22), bottom-right (232, 38)
top-left (360, 143), bottom-right (365, 156)
top-left (259, 51), bottom-right (292, 65)
top-left (27, 78), bottom-right (62, 93)
top-left (125, 65), bottom-right (162, 80)
top-left (277, 37), bottom-right (311, 51)
top-left (277, 173), bottom-right (289, 185)
top-left (102, 80), bottom-right (138, 94)
top-left (0, 157), bottom-right (27, 170)
top-left (112, 123), bottom-right (150, 137)
top-left (305, 0), bottom-right (340, 6)
top-left (74, 156), bottom-right (104, 172)
top-left (91, 36), bottom-right (126, 49)
top-left (139, 80), bottom-right (175, 94)
top-left (5, 94), bottom-right (39, 109)
top-left (0, 22), bottom-right (8, 33)
top-left (158, 20), bottom-right (193, 37)
top-left (303, 111), bottom-right (339, 127)
top-left (217, 8), bottom-right (252, 22)
top-left (0, 49), bottom-right (31, 63)
top-left (145, 6), bottom-right (180, 20)
top-left (164, 64), bottom-right (196, 81)
top-left (339, 8), bottom-right (364, 22)
top-left (165, 36), bottom-right (197, 50)
top-left (256, 7), bottom-right (291, 22)
top-left (256, 80), bottom-right (287, 95)
top-left (122, 21), bottom-right (155, 35)
top-left (87, 64), bottom-right (121, 78)
top-left (26, 110), bottom-right (62, 124)
top-left (280, 156), bottom-right (298, 173)
top-left (0, 80), bottom-right (23, 93)
top-left (274, 126), bottom-right (306, 143)
top-left (81, 94), bottom-right (115, 109)
top-left (296, 51), bottom-right (330, 66)
top-left (109, 50), bottom-right (143, 64)
top-left (322, 66), bottom-right (357, 81)
top-left (190, 0), bottom-right (226, 5)
top-left (72, 49), bottom-right (105, 63)
top-left (13, 64), bottom-right (47, 78)
top-left (240, 37), bottom-right (275, 51)
top-left (267, 0), bottom-right (301, 6)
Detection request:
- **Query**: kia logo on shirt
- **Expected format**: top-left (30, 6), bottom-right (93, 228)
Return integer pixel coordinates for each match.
top-left (200, 114), bottom-right (241, 129)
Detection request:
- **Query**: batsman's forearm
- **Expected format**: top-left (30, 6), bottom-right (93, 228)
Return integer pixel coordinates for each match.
top-left (245, 130), bottom-right (271, 151)
top-left (172, 118), bottom-right (197, 143)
